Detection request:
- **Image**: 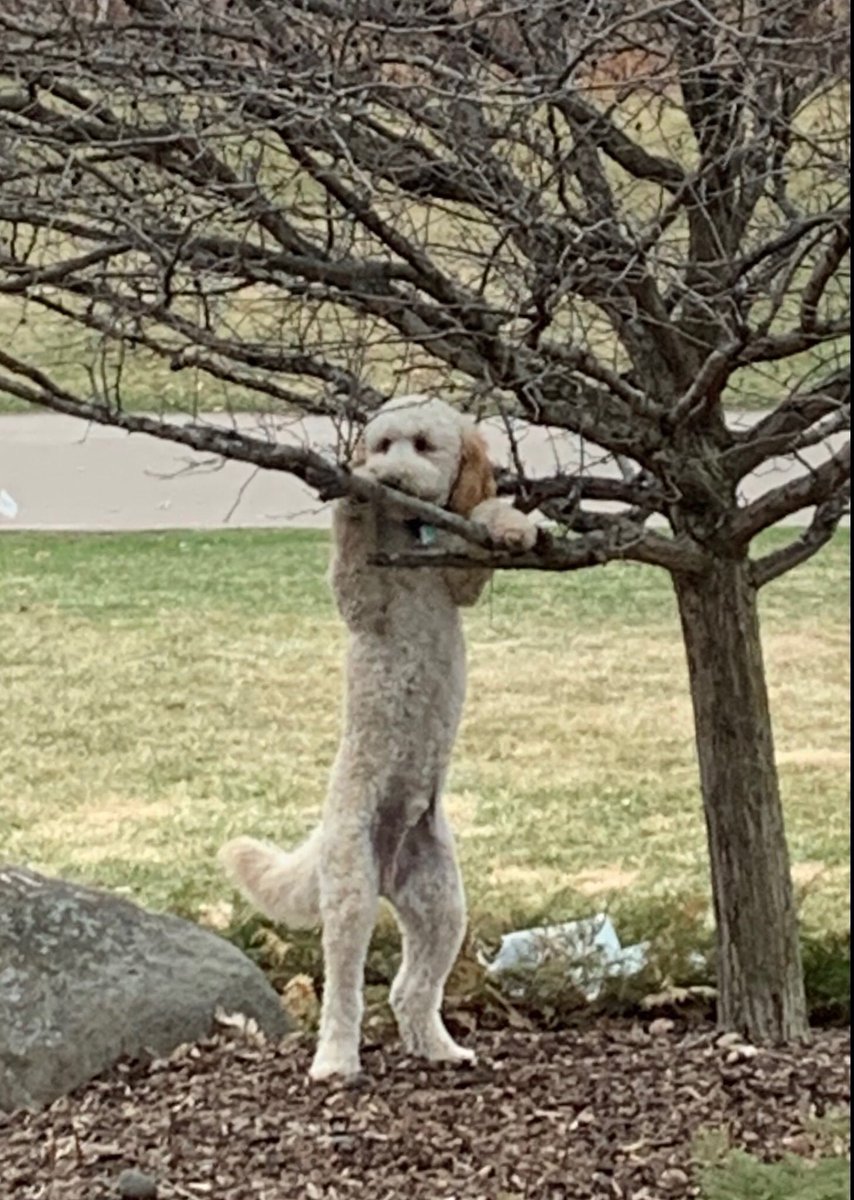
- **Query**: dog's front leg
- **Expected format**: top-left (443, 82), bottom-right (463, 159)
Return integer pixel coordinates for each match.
top-left (311, 817), bottom-right (378, 1082)
top-left (440, 502), bottom-right (536, 607)
top-left (469, 498), bottom-right (538, 551)
top-left (329, 499), bottom-right (388, 633)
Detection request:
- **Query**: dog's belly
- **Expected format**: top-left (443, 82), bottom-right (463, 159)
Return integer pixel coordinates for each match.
top-left (326, 597), bottom-right (465, 853)
top-left (373, 795), bottom-right (442, 898)
top-left (344, 617), bottom-right (466, 759)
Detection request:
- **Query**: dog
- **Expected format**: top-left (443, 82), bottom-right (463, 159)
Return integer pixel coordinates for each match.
top-left (219, 394), bottom-right (537, 1081)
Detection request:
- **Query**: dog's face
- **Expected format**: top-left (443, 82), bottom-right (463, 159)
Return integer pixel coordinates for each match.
top-left (353, 394), bottom-right (496, 515)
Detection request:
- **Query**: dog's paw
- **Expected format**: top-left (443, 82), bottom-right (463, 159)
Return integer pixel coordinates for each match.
top-left (400, 1022), bottom-right (477, 1066)
top-left (469, 499), bottom-right (537, 552)
top-left (309, 1045), bottom-right (362, 1083)
top-left (428, 1040), bottom-right (477, 1066)
top-left (485, 508), bottom-right (538, 552)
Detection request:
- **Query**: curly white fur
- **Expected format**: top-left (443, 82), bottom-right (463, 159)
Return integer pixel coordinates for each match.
top-left (219, 394), bottom-right (537, 1080)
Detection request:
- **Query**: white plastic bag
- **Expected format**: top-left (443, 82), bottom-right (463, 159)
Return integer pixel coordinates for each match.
top-left (483, 913), bottom-right (651, 1002)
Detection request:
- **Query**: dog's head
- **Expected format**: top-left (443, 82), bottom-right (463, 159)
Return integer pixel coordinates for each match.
top-left (352, 394), bottom-right (496, 514)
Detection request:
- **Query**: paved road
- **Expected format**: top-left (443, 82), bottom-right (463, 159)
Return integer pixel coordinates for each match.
top-left (0, 409), bottom-right (847, 531)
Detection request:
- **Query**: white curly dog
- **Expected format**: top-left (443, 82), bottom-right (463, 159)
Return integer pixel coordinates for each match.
top-left (219, 395), bottom-right (537, 1081)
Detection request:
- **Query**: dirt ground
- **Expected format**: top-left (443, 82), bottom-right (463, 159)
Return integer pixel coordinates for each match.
top-left (2, 1022), bottom-right (848, 1200)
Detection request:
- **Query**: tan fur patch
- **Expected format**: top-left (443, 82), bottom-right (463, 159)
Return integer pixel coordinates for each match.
top-left (448, 428), bottom-right (496, 516)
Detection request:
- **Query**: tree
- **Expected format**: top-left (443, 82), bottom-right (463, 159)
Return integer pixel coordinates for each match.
top-left (0, 0), bottom-right (849, 1042)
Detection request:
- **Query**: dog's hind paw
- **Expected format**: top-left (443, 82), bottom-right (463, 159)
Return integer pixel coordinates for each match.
top-left (400, 1023), bottom-right (477, 1066)
top-left (309, 1045), bottom-right (362, 1083)
top-left (430, 1041), bottom-right (477, 1066)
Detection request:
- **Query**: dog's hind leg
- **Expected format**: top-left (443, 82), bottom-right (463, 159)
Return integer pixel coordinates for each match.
top-left (310, 819), bottom-right (379, 1082)
top-left (387, 807), bottom-right (475, 1065)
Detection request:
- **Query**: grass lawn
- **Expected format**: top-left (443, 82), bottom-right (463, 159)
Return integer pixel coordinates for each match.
top-left (693, 1107), bottom-right (850, 1200)
top-left (0, 527), bottom-right (848, 952)
top-left (697, 1152), bottom-right (849, 1200)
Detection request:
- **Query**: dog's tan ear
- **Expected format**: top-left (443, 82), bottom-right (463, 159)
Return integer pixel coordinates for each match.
top-left (448, 427), bottom-right (496, 516)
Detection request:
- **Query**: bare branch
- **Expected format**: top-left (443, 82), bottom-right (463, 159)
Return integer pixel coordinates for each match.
top-left (0, 353), bottom-right (515, 547)
top-left (726, 367), bottom-right (851, 477)
top-left (463, 24), bottom-right (686, 191)
top-left (731, 442), bottom-right (851, 544)
top-left (0, 0), bottom-right (847, 582)
top-left (495, 471), bottom-right (668, 514)
top-left (26, 290), bottom-right (386, 414)
top-left (671, 341), bottom-right (741, 423)
top-left (731, 209), bottom-right (850, 285)
top-left (0, 242), bottom-right (133, 294)
top-left (372, 522), bottom-right (709, 576)
top-left (737, 321), bottom-right (849, 366)
top-left (751, 484), bottom-right (851, 587)
top-left (800, 216), bottom-right (851, 332)
top-left (0, 344), bottom-right (669, 565)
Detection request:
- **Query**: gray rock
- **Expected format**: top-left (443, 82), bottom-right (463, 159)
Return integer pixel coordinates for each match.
top-left (116, 1169), bottom-right (159, 1199)
top-left (0, 866), bottom-right (291, 1112)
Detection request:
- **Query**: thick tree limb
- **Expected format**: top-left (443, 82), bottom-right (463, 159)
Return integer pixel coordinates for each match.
top-left (730, 442), bottom-right (851, 544)
top-left (0, 243), bottom-right (133, 294)
top-left (731, 209), bottom-right (850, 283)
top-left (737, 320), bottom-right (849, 365)
top-left (371, 521), bottom-right (709, 575)
top-left (800, 217), bottom-right (851, 332)
top-left (671, 342), bottom-right (741, 423)
top-left (0, 353), bottom-right (500, 543)
top-left (495, 471), bottom-right (667, 513)
top-left (726, 367), bottom-right (851, 477)
top-left (751, 483), bottom-right (851, 587)
top-left (0, 348), bottom-right (667, 568)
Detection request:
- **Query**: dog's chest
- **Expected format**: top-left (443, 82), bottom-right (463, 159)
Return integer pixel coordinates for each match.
top-left (369, 519), bottom-right (453, 616)
top-left (378, 515), bottom-right (439, 554)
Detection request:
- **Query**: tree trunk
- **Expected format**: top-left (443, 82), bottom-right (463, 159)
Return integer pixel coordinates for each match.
top-left (674, 555), bottom-right (808, 1043)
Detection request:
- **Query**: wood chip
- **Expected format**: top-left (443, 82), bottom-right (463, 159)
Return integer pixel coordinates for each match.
top-left (0, 1023), bottom-right (848, 1199)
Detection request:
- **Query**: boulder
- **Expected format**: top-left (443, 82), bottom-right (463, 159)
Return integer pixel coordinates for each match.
top-left (0, 866), bottom-right (291, 1112)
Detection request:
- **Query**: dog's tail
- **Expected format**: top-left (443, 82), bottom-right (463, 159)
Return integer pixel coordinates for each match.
top-left (218, 828), bottom-right (322, 929)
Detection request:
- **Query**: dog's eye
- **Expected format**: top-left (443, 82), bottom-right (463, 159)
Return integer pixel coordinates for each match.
top-left (413, 435), bottom-right (434, 454)
top-left (377, 438), bottom-right (392, 454)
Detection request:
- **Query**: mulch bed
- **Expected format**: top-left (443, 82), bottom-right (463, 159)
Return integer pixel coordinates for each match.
top-left (2, 1022), bottom-right (849, 1200)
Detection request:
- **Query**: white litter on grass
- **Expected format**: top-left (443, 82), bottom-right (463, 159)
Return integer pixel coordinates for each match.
top-left (0, 489), bottom-right (18, 519)
top-left (482, 913), bottom-right (651, 1002)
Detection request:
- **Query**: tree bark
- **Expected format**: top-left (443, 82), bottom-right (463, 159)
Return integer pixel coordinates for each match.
top-left (674, 555), bottom-right (809, 1043)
